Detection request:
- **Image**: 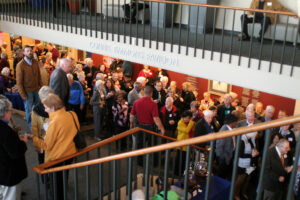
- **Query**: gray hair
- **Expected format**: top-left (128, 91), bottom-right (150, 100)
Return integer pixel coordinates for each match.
top-left (266, 105), bottom-right (275, 112)
top-left (0, 97), bottom-right (12, 119)
top-left (276, 138), bottom-right (289, 148)
top-left (133, 81), bottom-right (141, 89)
top-left (67, 73), bottom-right (73, 80)
top-left (1, 67), bottom-right (10, 76)
top-left (38, 86), bottom-right (54, 101)
top-left (1, 52), bottom-right (7, 59)
top-left (203, 110), bottom-right (213, 117)
top-left (165, 96), bottom-right (174, 103)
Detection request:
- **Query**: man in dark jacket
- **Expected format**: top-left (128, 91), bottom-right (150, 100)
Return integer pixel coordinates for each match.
top-left (49, 58), bottom-right (72, 106)
top-left (0, 96), bottom-right (28, 199)
top-left (263, 139), bottom-right (293, 200)
top-left (194, 110), bottom-right (215, 148)
top-left (160, 97), bottom-right (178, 138)
top-left (217, 94), bottom-right (235, 127)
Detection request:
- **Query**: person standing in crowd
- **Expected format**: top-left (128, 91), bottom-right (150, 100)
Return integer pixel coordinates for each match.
top-left (121, 61), bottom-right (133, 77)
top-left (167, 87), bottom-right (183, 115)
top-left (138, 65), bottom-right (154, 82)
top-left (39, 57), bottom-right (50, 86)
top-left (152, 80), bottom-right (166, 111)
top-left (33, 93), bottom-right (78, 200)
top-left (200, 92), bottom-right (214, 111)
top-left (16, 45), bottom-right (42, 129)
top-left (104, 78), bottom-right (117, 135)
top-left (160, 97), bottom-right (178, 139)
top-left (0, 67), bottom-right (11, 94)
top-left (90, 80), bottom-right (106, 141)
top-left (13, 49), bottom-right (23, 78)
top-left (83, 58), bottom-right (97, 95)
top-left (46, 43), bottom-right (59, 63)
top-left (181, 82), bottom-right (196, 112)
top-left (279, 124), bottom-right (296, 165)
top-left (194, 110), bottom-right (215, 148)
top-left (209, 105), bottom-right (221, 132)
top-left (190, 101), bottom-right (203, 123)
top-left (215, 112), bottom-right (239, 180)
top-left (175, 110), bottom-right (195, 175)
top-left (49, 58), bottom-right (72, 106)
top-left (255, 102), bottom-right (265, 120)
top-left (130, 86), bottom-right (165, 157)
top-left (112, 90), bottom-right (129, 149)
top-left (120, 73), bottom-right (133, 96)
top-left (160, 76), bottom-right (169, 94)
top-left (154, 68), bottom-right (168, 82)
top-left (0, 52), bottom-right (10, 72)
top-left (234, 109), bottom-right (260, 200)
top-left (128, 82), bottom-right (143, 109)
top-left (32, 86), bottom-right (53, 165)
top-left (67, 74), bottom-right (85, 122)
top-left (263, 139), bottom-right (293, 200)
top-left (110, 58), bottom-right (124, 72)
top-left (217, 93), bottom-right (235, 127)
top-left (0, 97), bottom-right (29, 200)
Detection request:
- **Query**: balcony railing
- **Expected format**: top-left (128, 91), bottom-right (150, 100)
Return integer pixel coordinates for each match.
top-left (0, 0), bottom-right (299, 76)
top-left (32, 115), bottom-right (300, 200)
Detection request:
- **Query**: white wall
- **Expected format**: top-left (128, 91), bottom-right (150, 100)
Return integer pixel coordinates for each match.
top-left (1, 19), bottom-right (299, 100)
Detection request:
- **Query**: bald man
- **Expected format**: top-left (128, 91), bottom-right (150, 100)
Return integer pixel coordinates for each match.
top-left (49, 58), bottom-right (73, 106)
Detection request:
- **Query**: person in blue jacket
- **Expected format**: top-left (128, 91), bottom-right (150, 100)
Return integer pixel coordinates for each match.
top-left (67, 74), bottom-right (85, 122)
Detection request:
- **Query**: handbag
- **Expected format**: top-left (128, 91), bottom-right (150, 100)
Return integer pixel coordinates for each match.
top-left (69, 112), bottom-right (87, 149)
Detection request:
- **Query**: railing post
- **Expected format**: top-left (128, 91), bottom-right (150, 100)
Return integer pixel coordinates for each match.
top-left (229, 135), bottom-right (242, 200)
top-left (127, 157), bottom-right (133, 200)
top-left (183, 146), bottom-right (191, 200)
top-left (286, 134), bottom-right (300, 199)
top-left (145, 154), bottom-right (150, 200)
top-left (36, 173), bottom-right (41, 200)
top-left (163, 149), bottom-right (170, 199)
top-left (204, 141), bottom-right (215, 200)
top-left (256, 129), bottom-right (272, 200)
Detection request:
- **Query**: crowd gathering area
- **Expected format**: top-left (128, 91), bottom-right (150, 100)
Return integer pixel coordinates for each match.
top-left (0, 38), bottom-right (300, 200)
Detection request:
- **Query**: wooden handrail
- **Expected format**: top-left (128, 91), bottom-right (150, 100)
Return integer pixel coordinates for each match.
top-left (139, 0), bottom-right (298, 17)
top-left (33, 127), bottom-right (207, 173)
top-left (33, 115), bottom-right (300, 174)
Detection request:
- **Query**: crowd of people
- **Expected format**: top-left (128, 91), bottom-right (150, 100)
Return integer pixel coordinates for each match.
top-left (0, 41), bottom-right (300, 200)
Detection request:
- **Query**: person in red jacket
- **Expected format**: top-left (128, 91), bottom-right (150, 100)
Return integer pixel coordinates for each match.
top-left (160, 97), bottom-right (179, 138)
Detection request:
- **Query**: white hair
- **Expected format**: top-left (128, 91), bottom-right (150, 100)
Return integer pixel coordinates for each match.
top-left (0, 97), bottom-right (12, 119)
top-left (165, 96), bottom-right (174, 103)
top-left (131, 189), bottom-right (145, 200)
top-left (75, 64), bottom-right (82, 70)
top-left (203, 110), bottom-right (213, 117)
top-left (136, 76), bottom-right (147, 86)
top-left (1, 67), bottom-right (10, 76)
top-left (1, 52), bottom-right (7, 59)
top-left (85, 58), bottom-right (93, 65)
top-left (160, 76), bottom-right (169, 83)
top-left (95, 80), bottom-right (104, 89)
top-left (266, 105), bottom-right (275, 112)
top-left (67, 73), bottom-right (73, 80)
top-left (96, 73), bottom-right (104, 80)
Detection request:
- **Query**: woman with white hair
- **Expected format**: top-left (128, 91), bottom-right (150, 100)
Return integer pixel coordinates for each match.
top-left (0, 67), bottom-right (11, 94)
top-left (0, 96), bottom-right (29, 200)
top-left (32, 86), bottom-right (54, 165)
top-left (90, 80), bottom-right (106, 141)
